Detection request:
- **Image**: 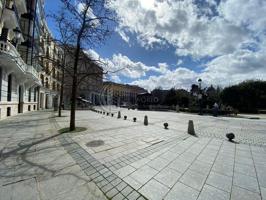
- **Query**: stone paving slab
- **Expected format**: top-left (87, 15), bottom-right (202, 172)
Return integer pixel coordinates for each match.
top-left (1, 109), bottom-right (266, 200)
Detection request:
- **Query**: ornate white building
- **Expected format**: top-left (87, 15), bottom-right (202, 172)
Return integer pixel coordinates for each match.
top-left (0, 0), bottom-right (61, 120)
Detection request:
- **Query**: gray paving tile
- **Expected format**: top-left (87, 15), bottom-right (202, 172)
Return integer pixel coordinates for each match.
top-left (234, 163), bottom-right (257, 177)
top-left (235, 156), bottom-right (254, 166)
top-left (111, 178), bottom-right (122, 187)
top-left (231, 186), bottom-right (261, 200)
top-left (101, 183), bottom-right (113, 193)
top-left (206, 171), bottom-right (232, 192)
top-left (168, 159), bottom-right (191, 173)
top-left (124, 176), bottom-right (143, 190)
top-left (261, 187), bottom-right (266, 200)
top-left (106, 188), bottom-right (119, 199)
top-left (212, 162), bottom-right (234, 177)
top-left (164, 182), bottom-right (199, 200)
top-left (116, 181), bottom-right (127, 192)
top-left (180, 169), bottom-right (207, 191)
top-left (233, 172), bottom-right (260, 193)
top-left (147, 157), bottom-right (170, 171)
top-left (121, 186), bottom-right (133, 197)
top-left (115, 165), bottom-right (136, 178)
top-left (197, 184), bottom-right (230, 200)
top-left (127, 190), bottom-right (140, 200)
top-left (112, 192), bottom-right (125, 200)
top-left (139, 179), bottom-right (169, 200)
top-left (129, 165), bottom-right (158, 185)
top-left (189, 160), bottom-right (212, 175)
top-left (154, 167), bottom-right (182, 188)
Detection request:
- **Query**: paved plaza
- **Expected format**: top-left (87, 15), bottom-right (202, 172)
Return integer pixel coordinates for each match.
top-left (1, 109), bottom-right (266, 200)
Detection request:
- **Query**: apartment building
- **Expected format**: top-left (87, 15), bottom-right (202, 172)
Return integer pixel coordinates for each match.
top-left (39, 21), bottom-right (62, 110)
top-left (0, 0), bottom-right (61, 119)
top-left (0, 0), bottom-right (40, 119)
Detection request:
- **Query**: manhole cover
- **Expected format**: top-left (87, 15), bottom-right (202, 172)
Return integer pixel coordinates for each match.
top-left (86, 140), bottom-right (104, 147)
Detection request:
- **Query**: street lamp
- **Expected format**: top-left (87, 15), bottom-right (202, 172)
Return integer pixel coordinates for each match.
top-left (198, 78), bottom-right (203, 115)
top-left (13, 27), bottom-right (22, 48)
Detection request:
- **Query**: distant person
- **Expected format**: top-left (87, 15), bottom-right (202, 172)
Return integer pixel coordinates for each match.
top-left (213, 102), bottom-right (219, 117)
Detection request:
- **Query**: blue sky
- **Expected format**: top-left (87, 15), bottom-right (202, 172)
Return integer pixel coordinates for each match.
top-left (45, 0), bottom-right (266, 91)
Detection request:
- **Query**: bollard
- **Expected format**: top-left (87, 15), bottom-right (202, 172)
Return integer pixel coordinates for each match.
top-left (164, 123), bottom-right (169, 129)
top-left (124, 116), bottom-right (127, 120)
top-left (188, 120), bottom-right (196, 135)
top-left (133, 117), bottom-right (136, 122)
top-left (144, 115), bottom-right (148, 126)
top-left (107, 112), bottom-right (109, 116)
top-left (111, 113), bottom-right (114, 117)
top-left (226, 133), bottom-right (235, 142)
top-left (117, 111), bottom-right (121, 118)
top-left (103, 112), bottom-right (105, 115)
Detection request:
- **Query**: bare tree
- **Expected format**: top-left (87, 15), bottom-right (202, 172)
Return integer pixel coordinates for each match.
top-left (52, 0), bottom-right (116, 131)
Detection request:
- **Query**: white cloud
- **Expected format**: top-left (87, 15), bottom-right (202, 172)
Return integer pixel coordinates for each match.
top-left (116, 28), bottom-right (130, 43)
top-left (84, 49), bottom-right (101, 60)
top-left (105, 53), bottom-right (169, 79)
top-left (132, 47), bottom-right (266, 91)
top-left (85, 46), bottom-right (266, 91)
top-left (109, 0), bottom-right (253, 58)
top-left (132, 67), bottom-right (198, 92)
top-left (85, 50), bottom-right (169, 81)
top-left (106, 0), bottom-right (266, 90)
top-left (218, 0), bottom-right (266, 33)
top-left (177, 60), bottom-right (183, 66)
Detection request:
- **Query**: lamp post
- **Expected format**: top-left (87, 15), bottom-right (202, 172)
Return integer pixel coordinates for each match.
top-left (13, 27), bottom-right (22, 48)
top-left (198, 78), bottom-right (202, 115)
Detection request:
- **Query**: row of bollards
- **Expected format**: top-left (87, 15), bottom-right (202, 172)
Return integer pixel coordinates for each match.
top-left (92, 109), bottom-right (234, 141)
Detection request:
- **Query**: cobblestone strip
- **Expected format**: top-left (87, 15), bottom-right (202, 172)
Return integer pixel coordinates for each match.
top-left (51, 121), bottom-right (148, 200)
top-left (105, 134), bottom-right (189, 171)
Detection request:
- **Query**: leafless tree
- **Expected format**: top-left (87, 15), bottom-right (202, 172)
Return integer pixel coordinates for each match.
top-left (52, 0), bottom-right (116, 130)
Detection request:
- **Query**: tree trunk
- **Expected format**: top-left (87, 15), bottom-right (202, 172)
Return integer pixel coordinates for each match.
top-left (58, 65), bottom-right (65, 117)
top-left (70, 44), bottom-right (81, 131)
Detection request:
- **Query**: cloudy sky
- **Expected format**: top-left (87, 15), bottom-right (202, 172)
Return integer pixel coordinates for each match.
top-left (45, 0), bottom-right (266, 91)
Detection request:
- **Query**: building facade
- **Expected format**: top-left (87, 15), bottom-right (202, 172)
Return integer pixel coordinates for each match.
top-left (0, 0), bottom-right (61, 120)
top-left (38, 21), bottom-right (62, 110)
top-left (63, 51), bottom-right (103, 108)
top-left (103, 82), bottom-right (146, 106)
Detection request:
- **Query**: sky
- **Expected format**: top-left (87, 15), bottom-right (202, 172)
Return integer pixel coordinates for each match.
top-left (45, 0), bottom-right (266, 91)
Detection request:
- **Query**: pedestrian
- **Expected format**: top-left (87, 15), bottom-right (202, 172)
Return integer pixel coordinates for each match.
top-left (213, 102), bottom-right (219, 117)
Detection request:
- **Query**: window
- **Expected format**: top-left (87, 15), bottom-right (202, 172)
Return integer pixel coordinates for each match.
top-left (28, 88), bottom-right (31, 102)
top-left (34, 88), bottom-right (37, 102)
top-left (7, 74), bottom-right (12, 101)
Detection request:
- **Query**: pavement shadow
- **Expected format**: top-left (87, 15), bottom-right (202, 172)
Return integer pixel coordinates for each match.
top-left (0, 134), bottom-right (91, 190)
top-left (0, 132), bottom-right (63, 159)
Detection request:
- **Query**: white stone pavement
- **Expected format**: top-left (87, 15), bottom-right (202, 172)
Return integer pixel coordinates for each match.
top-left (1, 109), bottom-right (266, 200)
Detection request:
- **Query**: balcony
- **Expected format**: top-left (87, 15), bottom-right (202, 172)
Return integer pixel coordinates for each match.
top-left (0, 40), bottom-right (27, 73)
top-left (0, 40), bottom-right (42, 86)
top-left (26, 65), bottom-right (42, 86)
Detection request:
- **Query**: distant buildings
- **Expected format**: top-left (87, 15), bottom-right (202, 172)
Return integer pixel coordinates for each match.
top-left (104, 82), bottom-right (146, 106)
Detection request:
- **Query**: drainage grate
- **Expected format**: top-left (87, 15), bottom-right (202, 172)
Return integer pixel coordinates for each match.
top-left (86, 140), bottom-right (104, 147)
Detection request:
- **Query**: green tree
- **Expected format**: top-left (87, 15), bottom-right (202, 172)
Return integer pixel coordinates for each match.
top-left (221, 80), bottom-right (266, 113)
